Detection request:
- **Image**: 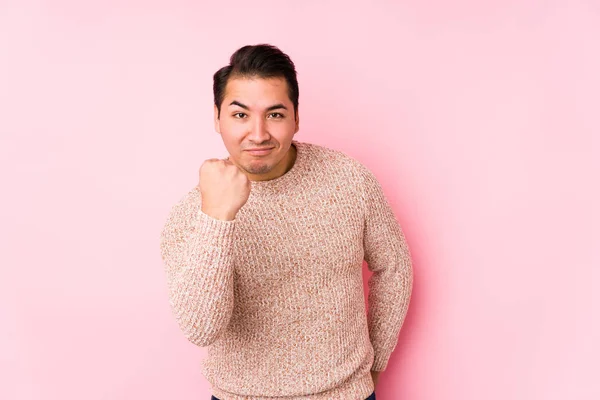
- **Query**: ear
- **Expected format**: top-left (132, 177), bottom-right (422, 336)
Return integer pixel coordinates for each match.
top-left (294, 106), bottom-right (300, 134)
top-left (214, 104), bottom-right (221, 134)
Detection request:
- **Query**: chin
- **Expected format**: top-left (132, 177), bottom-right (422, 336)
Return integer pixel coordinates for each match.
top-left (245, 163), bottom-right (273, 175)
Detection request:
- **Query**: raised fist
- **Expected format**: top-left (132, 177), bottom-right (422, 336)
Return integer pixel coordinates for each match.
top-left (198, 158), bottom-right (251, 221)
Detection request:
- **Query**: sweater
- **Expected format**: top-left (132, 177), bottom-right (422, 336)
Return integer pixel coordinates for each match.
top-left (159, 140), bottom-right (413, 400)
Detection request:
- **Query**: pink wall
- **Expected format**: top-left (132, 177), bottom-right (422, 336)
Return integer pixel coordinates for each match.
top-left (1, 1), bottom-right (599, 399)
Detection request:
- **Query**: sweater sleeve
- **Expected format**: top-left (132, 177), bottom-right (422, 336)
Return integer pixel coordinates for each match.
top-left (361, 166), bottom-right (414, 372)
top-left (159, 186), bottom-right (237, 347)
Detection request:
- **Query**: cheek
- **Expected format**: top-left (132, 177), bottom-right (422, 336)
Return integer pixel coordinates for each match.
top-left (219, 120), bottom-right (247, 140)
top-left (268, 120), bottom-right (297, 138)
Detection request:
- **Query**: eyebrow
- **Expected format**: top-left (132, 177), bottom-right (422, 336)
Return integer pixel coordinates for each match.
top-left (229, 100), bottom-right (288, 112)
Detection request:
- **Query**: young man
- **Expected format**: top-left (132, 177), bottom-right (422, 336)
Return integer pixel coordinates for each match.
top-left (160, 44), bottom-right (413, 400)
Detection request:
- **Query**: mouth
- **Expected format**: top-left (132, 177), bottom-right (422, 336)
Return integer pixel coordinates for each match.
top-left (245, 147), bottom-right (274, 156)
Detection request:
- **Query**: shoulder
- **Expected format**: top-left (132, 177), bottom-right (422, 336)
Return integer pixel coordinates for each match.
top-left (162, 186), bottom-right (202, 229)
top-left (299, 141), bottom-right (374, 182)
top-left (174, 185), bottom-right (202, 209)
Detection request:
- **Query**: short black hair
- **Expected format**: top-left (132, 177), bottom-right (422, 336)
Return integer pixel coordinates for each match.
top-left (213, 44), bottom-right (299, 119)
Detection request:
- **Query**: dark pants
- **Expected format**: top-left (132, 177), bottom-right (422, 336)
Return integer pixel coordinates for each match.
top-left (211, 391), bottom-right (375, 400)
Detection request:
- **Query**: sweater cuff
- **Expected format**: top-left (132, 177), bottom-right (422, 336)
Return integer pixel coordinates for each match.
top-left (196, 209), bottom-right (236, 246)
top-left (371, 352), bottom-right (391, 371)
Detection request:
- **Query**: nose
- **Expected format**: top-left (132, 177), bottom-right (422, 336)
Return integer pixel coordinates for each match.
top-left (247, 116), bottom-right (270, 143)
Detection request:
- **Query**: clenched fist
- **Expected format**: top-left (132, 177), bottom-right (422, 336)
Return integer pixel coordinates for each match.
top-left (198, 158), bottom-right (251, 221)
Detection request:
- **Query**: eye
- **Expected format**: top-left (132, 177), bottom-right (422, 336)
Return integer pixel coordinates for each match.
top-left (233, 112), bottom-right (247, 118)
top-left (268, 112), bottom-right (284, 119)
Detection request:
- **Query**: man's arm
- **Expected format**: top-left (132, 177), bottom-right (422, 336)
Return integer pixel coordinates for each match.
top-left (159, 186), bottom-right (236, 347)
top-left (361, 165), bottom-right (414, 372)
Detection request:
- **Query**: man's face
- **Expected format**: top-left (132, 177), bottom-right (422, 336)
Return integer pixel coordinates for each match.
top-left (214, 76), bottom-right (299, 181)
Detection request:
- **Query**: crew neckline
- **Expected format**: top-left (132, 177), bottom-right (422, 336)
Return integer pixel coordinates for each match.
top-left (249, 140), bottom-right (305, 191)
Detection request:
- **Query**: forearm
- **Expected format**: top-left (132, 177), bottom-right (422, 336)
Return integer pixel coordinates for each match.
top-left (367, 251), bottom-right (413, 371)
top-left (160, 189), bottom-right (236, 347)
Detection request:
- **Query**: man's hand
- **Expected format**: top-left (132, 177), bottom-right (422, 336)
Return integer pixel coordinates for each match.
top-left (370, 370), bottom-right (382, 389)
top-left (198, 158), bottom-right (251, 221)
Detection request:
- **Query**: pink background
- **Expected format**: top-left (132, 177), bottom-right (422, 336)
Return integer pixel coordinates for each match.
top-left (1, 1), bottom-right (599, 399)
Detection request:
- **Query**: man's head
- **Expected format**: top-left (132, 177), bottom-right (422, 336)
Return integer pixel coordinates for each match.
top-left (213, 44), bottom-right (300, 181)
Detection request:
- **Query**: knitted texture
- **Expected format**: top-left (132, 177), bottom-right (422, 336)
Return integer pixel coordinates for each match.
top-left (160, 140), bottom-right (413, 400)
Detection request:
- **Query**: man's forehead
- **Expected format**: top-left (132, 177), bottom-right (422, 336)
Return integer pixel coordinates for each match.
top-left (226, 76), bottom-right (286, 92)
top-left (223, 77), bottom-right (291, 108)
top-left (228, 75), bottom-right (285, 86)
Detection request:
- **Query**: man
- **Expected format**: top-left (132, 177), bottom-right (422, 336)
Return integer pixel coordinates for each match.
top-left (160, 44), bottom-right (413, 400)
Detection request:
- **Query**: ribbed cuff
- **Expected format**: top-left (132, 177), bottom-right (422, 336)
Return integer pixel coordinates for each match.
top-left (371, 353), bottom-right (391, 371)
top-left (196, 209), bottom-right (236, 239)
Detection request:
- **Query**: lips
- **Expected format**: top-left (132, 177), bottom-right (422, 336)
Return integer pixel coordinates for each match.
top-left (245, 147), bottom-right (274, 156)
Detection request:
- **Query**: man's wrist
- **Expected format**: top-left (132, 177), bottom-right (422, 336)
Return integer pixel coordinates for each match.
top-left (201, 206), bottom-right (236, 221)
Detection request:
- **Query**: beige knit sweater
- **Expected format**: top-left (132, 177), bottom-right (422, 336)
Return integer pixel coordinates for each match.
top-left (159, 140), bottom-right (413, 400)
